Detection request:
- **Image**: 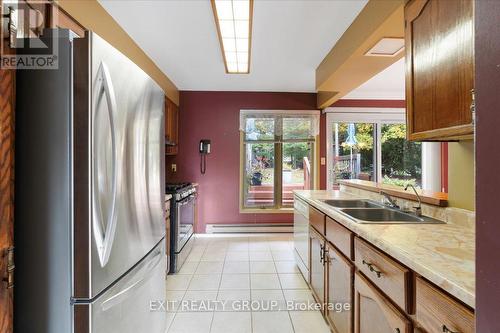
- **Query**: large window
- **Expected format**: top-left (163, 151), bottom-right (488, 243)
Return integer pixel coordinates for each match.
top-left (381, 124), bottom-right (422, 187)
top-left (326, 109), bottom-right (441, 191)
top-left (240, 110), bottom-right (319, 210)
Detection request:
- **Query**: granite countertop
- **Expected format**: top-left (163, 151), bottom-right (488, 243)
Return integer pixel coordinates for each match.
top-left (294, 190), bottom-right (475, 309)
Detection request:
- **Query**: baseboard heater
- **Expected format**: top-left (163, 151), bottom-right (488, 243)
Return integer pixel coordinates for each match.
top-left (205, 223), bottom-right (293, 234)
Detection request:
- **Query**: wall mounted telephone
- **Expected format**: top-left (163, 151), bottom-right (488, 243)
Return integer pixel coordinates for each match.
top-left (199, 140), bottom-right (211, 154)
top-left (199, 140), bottom-right (211, 174)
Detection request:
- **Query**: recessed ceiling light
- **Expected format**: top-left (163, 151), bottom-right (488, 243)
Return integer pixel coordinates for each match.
top-left (365, 37), bottom-right (405, 57)
top-left (211, 0), bottom-right (253, 74)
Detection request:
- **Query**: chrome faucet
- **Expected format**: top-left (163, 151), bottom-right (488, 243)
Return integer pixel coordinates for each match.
top-left (404, 184), bottom-right (422, 217)
top-left (380, 191), bottom-right (399, 209)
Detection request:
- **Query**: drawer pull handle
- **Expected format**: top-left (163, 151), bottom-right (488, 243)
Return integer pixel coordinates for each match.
top-left (442, 325), bottom-right (459, 333)
top-left (362, 260), bottom-right (383, 278)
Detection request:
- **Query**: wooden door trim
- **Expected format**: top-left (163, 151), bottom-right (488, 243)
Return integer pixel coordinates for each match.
top-left (0, 3), bottom-right (16, 328)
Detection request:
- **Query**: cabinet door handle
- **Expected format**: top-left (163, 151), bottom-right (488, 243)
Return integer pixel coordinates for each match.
top-left (442, 325), bottom-right (459, 333)
top-left (320, 244), bottom-right (324, 264)
top-left (362, 260), bottom-right (383, 278)
top-left (323, 248), bottom-right (329, 266)
top-left (470, 88), bottom-right (475, 124)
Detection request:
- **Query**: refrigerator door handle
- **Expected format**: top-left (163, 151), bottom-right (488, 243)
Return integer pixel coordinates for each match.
top-left (100, 247), bottom-right (163, 312)
top-left (92, 61), bottom-right (119, 267)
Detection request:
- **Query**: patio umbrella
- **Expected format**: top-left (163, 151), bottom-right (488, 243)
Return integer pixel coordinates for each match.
top-left (345, 123), bottom-right (358, 178)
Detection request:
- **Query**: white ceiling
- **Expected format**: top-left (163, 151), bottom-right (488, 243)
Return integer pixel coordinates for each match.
top-left (98, 0), bottom-right (368, 92)
top-left (343, 57), bottom-right (405, 100)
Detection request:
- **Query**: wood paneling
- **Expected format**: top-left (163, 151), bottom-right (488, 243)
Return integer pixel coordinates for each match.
top-left (0, 2), bottom-right (15, 328)
top-left (354, 237), bottom-right (411, 313)
top-left (309, 206), bottom-right (325, 235)
top-left (405, 0), bottom-right (474, 141)
top-left (354, 272), bottom-right (411, 333)
top-left (325, 216), bottom-right (353, 260)
top-left (415, 277), bottom-right (474, 333)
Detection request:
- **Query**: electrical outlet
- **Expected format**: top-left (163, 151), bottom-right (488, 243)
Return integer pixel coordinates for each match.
top-left (320, 157), bottom-right (326, 165)
top-left (171, 164), bottom-right (177, 172)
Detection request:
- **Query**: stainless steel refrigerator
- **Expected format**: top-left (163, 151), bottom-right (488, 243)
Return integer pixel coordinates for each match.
top-left (15, 29), bottom-right (167, 333)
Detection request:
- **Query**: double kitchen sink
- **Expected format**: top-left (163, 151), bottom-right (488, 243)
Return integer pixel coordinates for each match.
top-left (319, 199), bottom-right (445, 224)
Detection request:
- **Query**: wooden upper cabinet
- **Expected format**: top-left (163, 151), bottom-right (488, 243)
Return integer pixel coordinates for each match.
top-left (405, 0), bottom-right (474, 141)
top-left (165, 97), bottom-right (179, 155)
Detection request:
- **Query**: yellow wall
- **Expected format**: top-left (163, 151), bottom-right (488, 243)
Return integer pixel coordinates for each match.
top-left (56, 0), bottom-right (179, 105)
top-left (448, 141), bottom-right (475, 211)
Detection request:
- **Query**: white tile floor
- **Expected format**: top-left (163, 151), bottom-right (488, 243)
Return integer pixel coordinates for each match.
top-left (165, 234), bottom-right (330, 333)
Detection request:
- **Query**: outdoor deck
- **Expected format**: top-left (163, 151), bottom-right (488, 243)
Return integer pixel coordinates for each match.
top-left (246, 184), bottom-right (305, 205)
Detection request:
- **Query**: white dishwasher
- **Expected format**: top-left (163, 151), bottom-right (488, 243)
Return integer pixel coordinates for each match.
top-left (294, 198), bottom-right (309, 282)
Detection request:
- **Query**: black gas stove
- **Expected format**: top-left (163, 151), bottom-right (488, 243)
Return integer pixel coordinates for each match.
top-left (166, 182), bottom-right (196, 201)
top-left (165, 182), bottom-right (196, 273)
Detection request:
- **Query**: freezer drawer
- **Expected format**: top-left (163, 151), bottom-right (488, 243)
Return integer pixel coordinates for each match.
top-left (78, 239), bottom-right (167, 333)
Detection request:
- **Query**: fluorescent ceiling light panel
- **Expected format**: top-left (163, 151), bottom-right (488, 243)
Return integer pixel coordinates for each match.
top-left (212, 0), bottom-right (253, 74)
top-left (365, 37), bottom-right (405, 57)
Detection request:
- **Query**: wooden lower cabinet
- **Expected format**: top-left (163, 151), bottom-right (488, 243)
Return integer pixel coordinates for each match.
top-left (309, 206), bottom-right (326, 234)
top-left (325, 242), bottom-right (354, 333)
top-left (354, 237), bottom-right (411, 312)
top-left (354, 272), bottom-right (411, 333)
top-left (301, 205), bottom-right (474, 333)
top-left (309, 227), bottom-right (326, 309)
top-left (414, 277), bottom-right (474, 333)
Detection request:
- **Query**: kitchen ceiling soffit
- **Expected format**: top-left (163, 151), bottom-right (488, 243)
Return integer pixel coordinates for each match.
top-left (316, 0), bottom-right (405, 109)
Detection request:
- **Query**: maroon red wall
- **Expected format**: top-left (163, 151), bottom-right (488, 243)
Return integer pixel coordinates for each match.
top-left (166, 91), bottom-right (317, 233)
top-left (475, 1), bottom-right (500, 331)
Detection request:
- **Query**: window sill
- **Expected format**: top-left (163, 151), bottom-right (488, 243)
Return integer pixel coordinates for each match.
top-left (338, 179), bottom-right (448, 207)
top-left (240, 207), bottom-right (294, 214)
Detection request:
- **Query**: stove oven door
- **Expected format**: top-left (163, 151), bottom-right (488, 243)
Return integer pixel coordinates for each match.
top-left (176, 194), bottom-right (195, 253)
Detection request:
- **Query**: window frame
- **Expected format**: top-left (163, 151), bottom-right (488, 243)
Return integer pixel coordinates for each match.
top-left (239, 110), bottom-right (319, 213)
top-left (325, 107), bottom-right (441, 191)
